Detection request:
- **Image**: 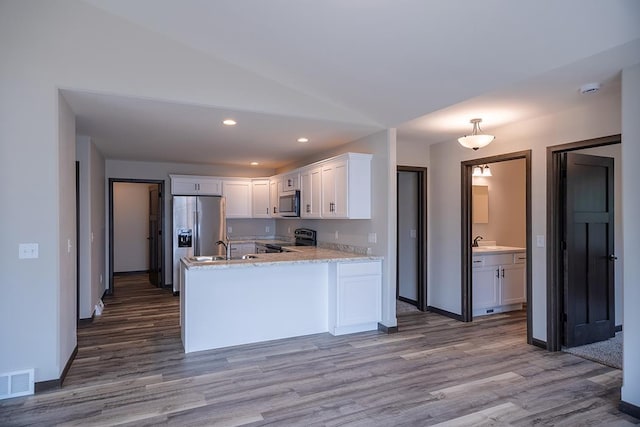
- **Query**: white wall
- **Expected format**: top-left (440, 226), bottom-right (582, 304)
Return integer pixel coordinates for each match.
top-left (621, 63), bottom-right (640, 411)
top-left (113, 183), bottom-right (150, 273)
top-left (428, 91), bottom-right (621, 341)
top-left (77, 135), bottom-right (106, 319)
top-left (397, 138), bottom-right (429, 167)
top-left (57, 94), bottom-right (77, 379)
top-left (472, 159), bottom-right (526, 248)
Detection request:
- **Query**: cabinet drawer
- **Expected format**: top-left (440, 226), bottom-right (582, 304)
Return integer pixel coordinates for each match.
top-left (472, 257), bottom-right (485, 268)
top-left (338, 261), bottom-right (381, 277)
top-left (513, 252), bottom-right (526, 264)
top-left (483, 254), bottom-right (514, 266)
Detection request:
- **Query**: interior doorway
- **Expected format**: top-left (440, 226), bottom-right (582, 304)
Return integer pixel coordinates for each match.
top-left (547, 134), bottom-right (621, 351)
top-left (396, 166), bottom-right (427, 311)
top-left (108, 179), bottom-right (165, 294)
top-left (461, 150), bottom-right (533, 344)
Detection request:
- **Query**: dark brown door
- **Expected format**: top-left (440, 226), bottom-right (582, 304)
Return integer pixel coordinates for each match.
top-left (562, 152), bottom-right (615, 347)
top-left (148, 185), bottom-right (162, 287)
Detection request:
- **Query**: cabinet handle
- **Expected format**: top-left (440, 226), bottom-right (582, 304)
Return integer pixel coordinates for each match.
top-left (306, 204), bottom-right (311, 213)
top-left (496, 268), bottom-right (500, 278)
top-left (266, 208), bottom-right (269, 214)
top-left (501, 268), bottom-right (505, 278)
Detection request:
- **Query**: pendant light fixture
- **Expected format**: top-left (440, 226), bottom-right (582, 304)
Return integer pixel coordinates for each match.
top-left (458, 118), bottom-right (494, 150)
top-left (472, 164), bottom-right (492, 177)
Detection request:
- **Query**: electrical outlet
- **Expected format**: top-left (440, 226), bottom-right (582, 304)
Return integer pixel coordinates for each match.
top-left (99, 274), bottom-right (103, 284)
top-left (265, 226), bottom-right (270, 233)
top-left (287, 227), bottom-right (291, 234)
top-left (227, 226), bottom-right (233, 234)
top-left (19, 243), bottom-right (39, 259)
top-left (368, 232), bottom-right (377, 243)
top-left (335, 231), bottom-right (339, 240)
top-left (91, 232), bottom-right (94, 243)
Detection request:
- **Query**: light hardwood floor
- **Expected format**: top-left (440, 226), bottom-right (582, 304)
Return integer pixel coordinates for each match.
top-left (1, 274), bottom-right (637, 426)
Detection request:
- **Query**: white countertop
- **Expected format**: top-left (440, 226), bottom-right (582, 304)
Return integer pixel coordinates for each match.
top-left (472, 245), bottom-right (525, 255)
top-left (182, 246), bottom-right (382, 270)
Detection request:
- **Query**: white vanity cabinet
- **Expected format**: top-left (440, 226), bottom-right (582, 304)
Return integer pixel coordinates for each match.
top-left (329, 260), bottom-right (382, 335)
top-left (472, 250), bottom-right (526, 317)
top-left (170, 175), bottom-right (222, 195)
top-left (251, 179), bottom-right (270, 218)
top-left (223, 179), bottom-right (252, 218)
top-left (300, 166), bottom-right (322, 218)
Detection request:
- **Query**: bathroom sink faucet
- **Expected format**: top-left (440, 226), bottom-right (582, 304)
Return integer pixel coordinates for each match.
top-left (472, 235), bottom-right (483, 247)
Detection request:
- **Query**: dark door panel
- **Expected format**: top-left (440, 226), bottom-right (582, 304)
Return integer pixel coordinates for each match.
top-left (563, 152), bottom-right (614, 347)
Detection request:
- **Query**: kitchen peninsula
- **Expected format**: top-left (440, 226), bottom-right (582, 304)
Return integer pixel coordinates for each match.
top-left (179, 247), bottom-right (383, 353)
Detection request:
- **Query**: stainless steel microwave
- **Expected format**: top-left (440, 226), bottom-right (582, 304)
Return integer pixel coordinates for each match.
top-left (279, 190), bottom-right (300, 217)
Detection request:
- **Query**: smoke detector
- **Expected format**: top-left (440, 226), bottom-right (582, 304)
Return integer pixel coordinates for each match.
top-left (580, 82), bottom-right (601, 94)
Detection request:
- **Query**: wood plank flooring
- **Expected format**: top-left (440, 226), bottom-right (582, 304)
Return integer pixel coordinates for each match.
top-left (1, 274), bottom-right (637, 426)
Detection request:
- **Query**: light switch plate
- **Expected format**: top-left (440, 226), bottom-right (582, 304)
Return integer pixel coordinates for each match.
top-left (368, 232), bottom-right (377, 243)
top-left (19, 243), bottom-right (39, 259)
top-left (536, 235), bottom-right (545, 248)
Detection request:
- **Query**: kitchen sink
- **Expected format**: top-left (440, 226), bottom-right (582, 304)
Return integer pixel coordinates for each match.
top-left (241, 254), bottom-right (258, 260)
top-left (190, 255), bottom-right (226, 262)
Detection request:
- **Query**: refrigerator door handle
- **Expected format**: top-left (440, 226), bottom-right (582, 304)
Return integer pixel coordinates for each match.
top-left (193, 210), bottom-right (199, 255)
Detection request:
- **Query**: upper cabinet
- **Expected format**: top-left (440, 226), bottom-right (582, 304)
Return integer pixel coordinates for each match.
top-left (269, 177), bottom-right (282, 217)
top-left (170, 175), bottom-right (222, 195)
top-left (282, 172), bottom-right (299, 191)
top-left (223, 179), bottom-right (252, 218)
top-left (300, 166), bottom-right (322, 218)
top-left (251, 179), bottom-right (270, 218)
top-left (320, 153), bottom-right (371, 219)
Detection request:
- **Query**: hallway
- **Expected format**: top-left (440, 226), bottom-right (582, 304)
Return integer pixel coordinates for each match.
top-left (0, 274), bottom-right (634, 426)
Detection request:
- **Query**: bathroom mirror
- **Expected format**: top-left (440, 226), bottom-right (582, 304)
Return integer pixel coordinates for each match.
top-left (472, 185), bottom-right (489, 223)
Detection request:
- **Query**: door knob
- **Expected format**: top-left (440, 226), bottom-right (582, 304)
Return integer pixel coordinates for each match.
top-left (609, 254), bottom-right (618, 261)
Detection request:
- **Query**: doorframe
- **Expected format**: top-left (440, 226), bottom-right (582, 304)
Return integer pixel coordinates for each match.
top-left (546, 134), bottom-right (620, 351)
top-left (108, 178), bottom-right (165, 295)
top-left (461, 150), bottom-right (533, 344)
top-left (396, 166), bottom-right (428, 310)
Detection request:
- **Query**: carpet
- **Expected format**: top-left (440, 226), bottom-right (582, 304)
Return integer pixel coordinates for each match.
top-left (397, 299), bottom-right (420, 314)
top-left (564, 332), bottom-right (622, 369)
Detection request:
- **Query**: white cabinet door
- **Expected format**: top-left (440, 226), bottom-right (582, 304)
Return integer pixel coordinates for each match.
top-left (472, 265), bottom-right (500, 312)
top-left (282, 172), bottom-right (299, 191)
top-left (320, 153), bottom-right (371, 219)
top-left (300, 167), bottom-right (322, 218)
top-left (251, 180), bottom-right (270, 218)
top-left (501, 263), bottom-right (526, 305)
top-left (170, 175), bottom-right (222, 195)
top-left (321, 162), bottom-right (336, 217)
top-left (330, 261), bottom-right (382, 335)
top-left (269, 177), bottom-right (281, 217)
top-left (333, 160), bottom-right (348, 217)
top-left (223, 180), bottom-right (252, 218)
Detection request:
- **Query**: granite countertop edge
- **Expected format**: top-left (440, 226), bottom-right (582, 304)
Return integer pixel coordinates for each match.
top-left (182, 247), bottom-right (382, 270)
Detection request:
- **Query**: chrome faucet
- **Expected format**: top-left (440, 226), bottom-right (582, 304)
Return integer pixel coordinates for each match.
top-left (472, 235), bottom-right (483, 247)
top-left (216, 238), bottom-right (232, 259)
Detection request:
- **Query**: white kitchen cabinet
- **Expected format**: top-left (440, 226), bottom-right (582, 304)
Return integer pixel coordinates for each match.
top-left (472, 251), bottom-right (526, 317)
top-left (282, 172), bottom-right (299, 191)
top-left (170, 175), bottom-right (222, 195)
top-left (229, 242), bottom-right (256, 257)
top-left (269, 177), bottom-right (282, 217)
top-left (223, 179), bottom-right (252, 218)
top-left (320, 153), bottom-right (372, 219)
top-left (251, 179), bottom-right (270, 218)
top-left (329, 260), bottom-right (382, 335)
top-left (300, 166), bottom-right (322, 218)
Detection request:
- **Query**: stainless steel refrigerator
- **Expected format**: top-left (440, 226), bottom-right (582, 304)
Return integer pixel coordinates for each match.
top-left (172, 195), bottom-right (226, 294)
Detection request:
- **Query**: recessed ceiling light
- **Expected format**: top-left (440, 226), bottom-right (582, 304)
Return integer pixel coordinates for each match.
top-left (250, 161), bottom-right (259, 166)
top-left (297, 137), bottom-right (309, 143)
top-left (223, 119), bottom-right (237, 126)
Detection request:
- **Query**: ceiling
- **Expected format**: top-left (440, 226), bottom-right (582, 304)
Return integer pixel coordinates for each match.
top-left (65, 0), bottom-right (640, 169)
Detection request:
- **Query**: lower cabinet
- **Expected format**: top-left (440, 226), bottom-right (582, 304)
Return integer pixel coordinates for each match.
top-left (472, 252), bottom-right (525, 317)
top-left (329, 260), bottom-right (382, 335)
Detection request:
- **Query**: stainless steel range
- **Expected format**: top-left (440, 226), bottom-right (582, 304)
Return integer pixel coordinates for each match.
top-left (294, 228), bottom-right (317, 246)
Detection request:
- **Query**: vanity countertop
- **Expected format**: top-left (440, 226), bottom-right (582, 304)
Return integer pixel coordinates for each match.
top-left (472, 245), bottom-right (525, 255)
